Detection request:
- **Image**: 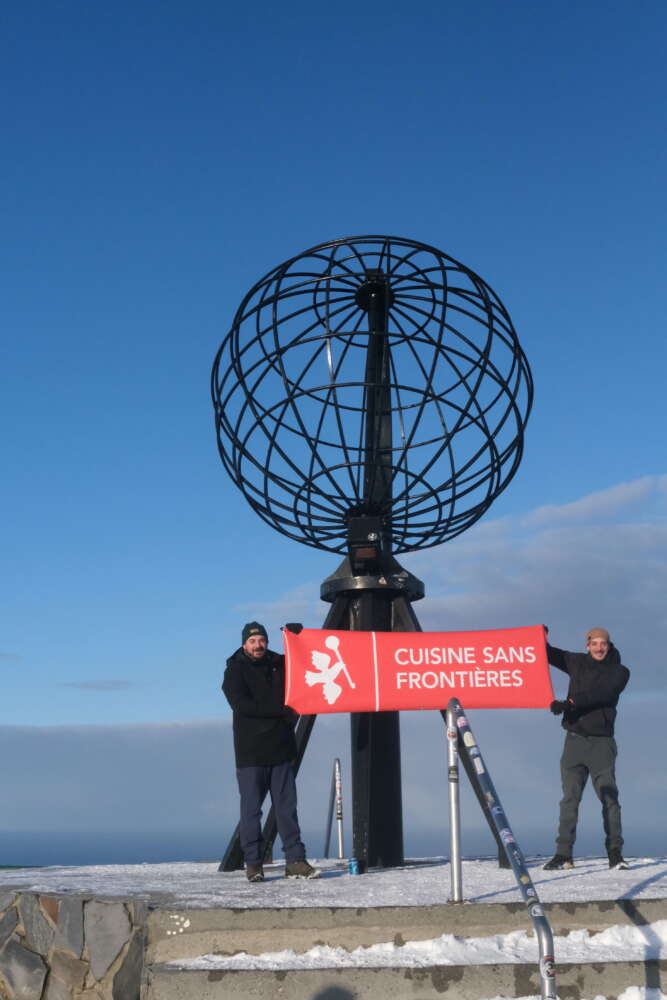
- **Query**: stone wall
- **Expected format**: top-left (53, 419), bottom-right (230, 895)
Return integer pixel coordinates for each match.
top-left (0, 891), bottom-right (145, 1000)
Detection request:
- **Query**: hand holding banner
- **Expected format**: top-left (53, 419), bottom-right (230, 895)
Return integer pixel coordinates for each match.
top-left (283, 625), bottom-right (553, 714)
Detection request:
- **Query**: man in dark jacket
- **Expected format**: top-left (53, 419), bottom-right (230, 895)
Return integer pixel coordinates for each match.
top-left (222, 621), bottom-right (320, 882)
top-left (543, 627), bottom-right (630, 871)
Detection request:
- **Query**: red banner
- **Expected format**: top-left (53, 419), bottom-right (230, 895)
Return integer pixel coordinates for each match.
top-left (283, 626), bottom-right (552, 714)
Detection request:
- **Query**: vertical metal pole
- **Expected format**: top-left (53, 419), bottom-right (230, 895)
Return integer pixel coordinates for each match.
top-left (323, 757), bottom-right (345, 860)
top-left (350, 588), bottom-right (403, 868)
top-left (349, 270), bottom-right (404, 869)
top-left (446, 699), bottom-right (463, 903)
top-left (323, 762), bottom-right (336, 859)
top-left (334, 757), bottom-right (345, 859)
top-left (361, 274), bottom-right (393, 521)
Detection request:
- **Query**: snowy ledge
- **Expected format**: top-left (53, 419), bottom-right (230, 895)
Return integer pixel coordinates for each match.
top-left (170, 919), bottom-right (667, 970)
top-left (1, 856), bottom-right (666, 909)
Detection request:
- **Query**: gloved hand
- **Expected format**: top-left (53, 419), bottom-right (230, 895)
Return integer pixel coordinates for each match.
top-left (550, 700), bottom-right (567, 715)
top-left (284, 622), bottom-right (303, 634)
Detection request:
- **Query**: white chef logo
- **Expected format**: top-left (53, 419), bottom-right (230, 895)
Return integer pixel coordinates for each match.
top-left (306, 635), bottom-right (356, 705)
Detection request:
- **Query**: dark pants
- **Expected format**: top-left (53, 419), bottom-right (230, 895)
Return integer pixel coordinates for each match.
top-left (556, 731), bottom-right (623, 855)
top-left (236, 762), bottom-right (305, 866)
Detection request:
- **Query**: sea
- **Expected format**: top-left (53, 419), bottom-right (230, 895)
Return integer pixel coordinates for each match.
top-left (3, 824), bottom-right (663, 870)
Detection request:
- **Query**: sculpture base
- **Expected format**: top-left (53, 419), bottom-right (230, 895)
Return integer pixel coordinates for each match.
top-left (320, 554), bottom-right (424, 604)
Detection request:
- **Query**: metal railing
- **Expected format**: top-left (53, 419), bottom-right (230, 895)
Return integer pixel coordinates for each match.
top-left (446, 698), bottom-right (557, 1000)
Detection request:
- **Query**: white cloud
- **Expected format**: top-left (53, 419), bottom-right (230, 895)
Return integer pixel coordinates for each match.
top-left (525, 475), bottom-right (665, 526)
top-left (404, 475), bottom-right (667, 684)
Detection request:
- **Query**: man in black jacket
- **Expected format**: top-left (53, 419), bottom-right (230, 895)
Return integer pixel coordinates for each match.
top-left (543, 627), bottom-right (630, 871)
top-left (222, 621), bottom-right (320, 882)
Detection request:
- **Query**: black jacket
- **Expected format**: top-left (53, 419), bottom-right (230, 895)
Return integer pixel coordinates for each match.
top-left (547, 642), bottom-right (630, 737)
top-left (222, 647), bottom-right (297, 767)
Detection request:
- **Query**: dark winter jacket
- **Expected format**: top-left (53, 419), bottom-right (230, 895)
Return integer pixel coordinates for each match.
top-left (547, 642), bottom-right (630, 737)
top-left (222, 647), bottom-right (297, 767)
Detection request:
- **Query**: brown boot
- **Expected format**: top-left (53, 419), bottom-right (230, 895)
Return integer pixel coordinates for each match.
top-left (285, 860), bottom-right (321, 879)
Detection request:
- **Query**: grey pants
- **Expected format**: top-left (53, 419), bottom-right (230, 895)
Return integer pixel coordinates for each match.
top-left (556, 731), bottom-right (623, 855)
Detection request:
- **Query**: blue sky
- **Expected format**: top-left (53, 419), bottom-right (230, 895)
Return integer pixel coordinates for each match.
top-left (2, 2), bottom-right (666, 863)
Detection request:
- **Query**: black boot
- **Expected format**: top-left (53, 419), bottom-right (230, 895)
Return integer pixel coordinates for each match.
top-left (543, 853), bottom-right (574, 870)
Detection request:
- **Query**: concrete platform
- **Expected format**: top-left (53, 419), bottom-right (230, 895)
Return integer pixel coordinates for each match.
top-left (2, 857), bottom-right (666, 999)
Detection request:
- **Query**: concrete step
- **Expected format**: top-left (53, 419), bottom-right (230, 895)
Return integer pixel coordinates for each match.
top-left (145, 897), bottom-right (667, 964)
top-left (144, 957), bottom-right (667, 999)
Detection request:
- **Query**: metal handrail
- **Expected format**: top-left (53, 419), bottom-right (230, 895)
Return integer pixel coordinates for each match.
top-left (323, 757), bottom-right (345, 859)
top-left (446, 698), bottom-right (557, 1000)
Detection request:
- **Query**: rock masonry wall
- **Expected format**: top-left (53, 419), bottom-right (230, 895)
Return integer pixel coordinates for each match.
top-left (0, 891), bottom-right (146, 1000)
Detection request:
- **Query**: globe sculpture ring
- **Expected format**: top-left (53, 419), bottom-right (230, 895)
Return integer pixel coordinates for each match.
top-left (211, 235), bottom-right (533, 555)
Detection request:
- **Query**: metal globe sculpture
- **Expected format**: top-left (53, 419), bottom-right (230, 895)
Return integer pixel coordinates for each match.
top-left (212, 235), bottom-right (534, 873)
top-left (211, 235), bottom-right (532, 556)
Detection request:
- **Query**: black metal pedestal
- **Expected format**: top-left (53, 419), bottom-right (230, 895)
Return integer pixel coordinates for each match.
top-left (319, 555), bottom-right (424, 868)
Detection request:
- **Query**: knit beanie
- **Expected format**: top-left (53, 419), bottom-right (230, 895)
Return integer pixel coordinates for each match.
top-left (586, 627), bottom-right (609, 644)
top-left (242, 621), bottom-right (268, 644)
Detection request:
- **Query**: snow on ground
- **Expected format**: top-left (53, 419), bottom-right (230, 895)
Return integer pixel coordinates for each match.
top-left (1, 855), bottom-right (666, 909)
top-left (176, 919), bottom-right (667, 970)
